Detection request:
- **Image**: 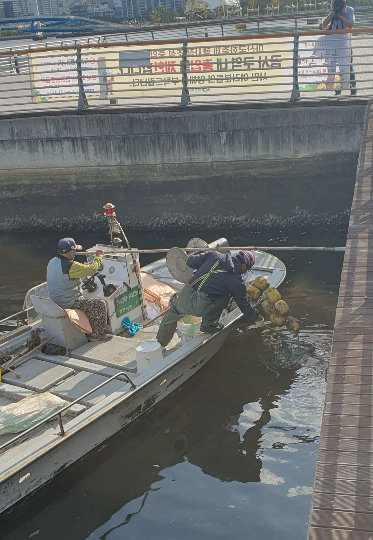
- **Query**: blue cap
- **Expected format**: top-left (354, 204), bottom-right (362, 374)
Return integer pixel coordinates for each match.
top-left (57, 238), bottom-right (82, 254)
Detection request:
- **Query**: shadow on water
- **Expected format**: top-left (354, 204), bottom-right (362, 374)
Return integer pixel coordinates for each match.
top-left (0, 228), bottom-right (340, 540)
top-left (1, 327), bottom-right (331, 540)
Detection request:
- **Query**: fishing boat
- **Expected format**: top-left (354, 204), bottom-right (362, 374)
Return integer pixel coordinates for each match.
top-left (0, 206), bottom-right (286, 516)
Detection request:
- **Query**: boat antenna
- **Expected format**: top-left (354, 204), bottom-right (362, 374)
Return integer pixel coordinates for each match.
top-left (103, 203), bottom-right (147, 320)
top-left (103, 202), bottom-right (131, 249)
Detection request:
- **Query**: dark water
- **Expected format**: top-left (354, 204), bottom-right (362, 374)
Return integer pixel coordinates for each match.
top-left (0, 228), bottom-right (344, 540)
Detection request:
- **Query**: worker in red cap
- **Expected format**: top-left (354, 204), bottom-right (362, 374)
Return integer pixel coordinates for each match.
top-left (156, 250), bottom-right (262, 347)
top-left (47, 238), bottom-right (110, 341)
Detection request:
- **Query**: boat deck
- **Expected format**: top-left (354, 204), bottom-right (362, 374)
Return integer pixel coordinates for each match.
top-left (0, 326), bottom-right (184, 458)
top-left (0, 335), bottom-right (145, 454)
top-left (308, 102), bottom-right (373, 539)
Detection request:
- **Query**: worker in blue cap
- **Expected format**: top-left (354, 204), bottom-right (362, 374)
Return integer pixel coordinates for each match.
top-left (47, 238), bottom-right (110, 341)
top-left (156, 250), bottom-right (261, 347)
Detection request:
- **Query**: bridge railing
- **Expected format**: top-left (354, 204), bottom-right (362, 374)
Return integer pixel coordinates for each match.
top-left (0, 28), bottom-right (372, 113)
top-left (1, 10), bottom-right (373, 56)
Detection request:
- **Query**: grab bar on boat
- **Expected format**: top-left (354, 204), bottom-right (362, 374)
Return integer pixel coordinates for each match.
top-left (0, 371), bottom-right (137, 453)
top-left (0, 307), bottom-right (33, 327)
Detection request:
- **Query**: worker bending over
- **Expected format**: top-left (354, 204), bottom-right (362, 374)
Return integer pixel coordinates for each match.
top-left (156, 250), bottom-right (261, 347)
top-left (47, 237), bottom-right (110, 341)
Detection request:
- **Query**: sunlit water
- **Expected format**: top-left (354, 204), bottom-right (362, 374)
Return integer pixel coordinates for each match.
top-left (0, 228), bottom-right (343, 540)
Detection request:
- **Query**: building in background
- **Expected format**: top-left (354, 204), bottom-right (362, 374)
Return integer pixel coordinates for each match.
top-left (3, 1), bottom-right (15, 15)
top-left (86, 1), bottom-right (114, 17)
top-left (0, 0), bottom-right (28, 16)
top-left (120, 0), bottom-right (185, 19)
top-left (0, 0), bottom-right (186, 21)
top-left (68, 1), bottom-right (88, 15)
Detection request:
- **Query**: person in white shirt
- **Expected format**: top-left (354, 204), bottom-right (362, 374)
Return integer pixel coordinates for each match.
top-left (323, 0), bottom-right (356, 95)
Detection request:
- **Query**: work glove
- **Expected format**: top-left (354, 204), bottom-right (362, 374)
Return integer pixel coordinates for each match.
top-left (240, 308), bottom-right (263, 326)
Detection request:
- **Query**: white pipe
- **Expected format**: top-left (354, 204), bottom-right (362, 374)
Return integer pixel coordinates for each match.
top-left (77, 246), bottom-right (346, 255)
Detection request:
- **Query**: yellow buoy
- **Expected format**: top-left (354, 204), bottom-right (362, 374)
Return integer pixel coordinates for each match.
top-left (252, 276), bottom-right (270, 291)
top-left (246, 285), bottom-right (262, 301)
top-left (266, 287), bottom-right (281, 303)
top-left (260, 299), bottom-right (275, 318)
top-left (270, 313), bottom-right (286, 327)
top-left (274, 299), bottom-right (290, 316)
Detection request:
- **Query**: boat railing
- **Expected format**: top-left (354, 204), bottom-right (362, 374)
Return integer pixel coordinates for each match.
top-left (0, 371), bottom-right (137, 455)
top-left (0, 308), bottom-right (33, 330)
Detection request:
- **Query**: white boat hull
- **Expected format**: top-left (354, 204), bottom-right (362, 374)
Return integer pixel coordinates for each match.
top-left (0, 319), bottom-right (232, 515)
top-left (0, 240), bottom-right (286, 516)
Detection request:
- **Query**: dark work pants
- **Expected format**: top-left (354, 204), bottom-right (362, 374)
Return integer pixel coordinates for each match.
top-left (156, 285), bottom-right (229, 347)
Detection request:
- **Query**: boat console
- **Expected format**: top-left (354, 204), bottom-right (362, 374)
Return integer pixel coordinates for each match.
top-left (83, 244), bottom-right (144, 333)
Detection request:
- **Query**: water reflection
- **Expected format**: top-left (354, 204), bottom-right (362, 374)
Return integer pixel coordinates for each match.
top-left (0, 230), bottom-right (338, 540)
top-left (1, 329), bottom-right (330, 540)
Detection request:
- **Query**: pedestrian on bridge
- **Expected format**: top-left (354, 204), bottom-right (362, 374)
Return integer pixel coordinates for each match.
top-left (322, 0), bottom-right (357, 96)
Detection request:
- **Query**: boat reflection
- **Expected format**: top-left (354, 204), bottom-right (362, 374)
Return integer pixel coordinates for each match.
top-left (2, 332), bottom-right (298, 540)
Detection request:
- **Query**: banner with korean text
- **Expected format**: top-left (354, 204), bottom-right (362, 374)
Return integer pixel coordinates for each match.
top-left (298, 34), bottom-right (352, 92)
top-left (29, 37), bottom-right (294, 102)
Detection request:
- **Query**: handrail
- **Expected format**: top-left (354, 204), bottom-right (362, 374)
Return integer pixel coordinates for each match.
top-left (0, 371), bottom-right (136, 454)
top-left (0, 307), bottom-right (32, 326)
top-left (2, 26), bottom-right (373, 59)
top-left (1, 27), bottom-right (372, 112)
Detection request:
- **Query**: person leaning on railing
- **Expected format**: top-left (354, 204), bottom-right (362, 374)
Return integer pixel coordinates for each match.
top-left (46, 238), bottom-right (110, 341)
top-left (322, 0), bottom-right (357, 96)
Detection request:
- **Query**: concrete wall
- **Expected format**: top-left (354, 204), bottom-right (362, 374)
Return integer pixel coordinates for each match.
top-left (0, 103), bottom-right (366, 229)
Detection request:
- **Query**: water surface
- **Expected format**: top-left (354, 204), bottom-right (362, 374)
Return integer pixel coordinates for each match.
top-left (0, 229), bottom-right (343, 540)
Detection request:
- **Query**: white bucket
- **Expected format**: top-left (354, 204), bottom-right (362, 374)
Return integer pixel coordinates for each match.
top-left (136, 341), bottom-right (163, 374)
top-left (177, 315), bottom-right (202, 336)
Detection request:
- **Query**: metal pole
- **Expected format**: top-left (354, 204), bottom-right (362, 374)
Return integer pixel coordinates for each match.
top-left (58, 413), bottom-right (65, 436)
top-left (180, 38), bottom-right (191, 106)
top-left (13, 54), bottom-right (20, 74)
top-left (76, 43), bottom-right (89, 110)
top-left (77, 246), bottom-right (346, 256)
top-left (290, 29), bottom-right (300, 102)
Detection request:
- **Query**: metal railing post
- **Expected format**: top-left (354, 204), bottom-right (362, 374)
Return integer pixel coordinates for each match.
top-left (180, 39), bottom-right (191, 106)
top-left (290, 30), bottom-right (300, 102)
top-left (12, 54), bottom-right (20, 74)
top-left (58, 412), bottom-right (65, 436)
top-left (75, 43), bottom-right (89, 110)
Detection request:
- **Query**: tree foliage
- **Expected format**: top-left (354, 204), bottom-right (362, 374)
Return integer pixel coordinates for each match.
top-left (150, 6), bottom-right (178, 22)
